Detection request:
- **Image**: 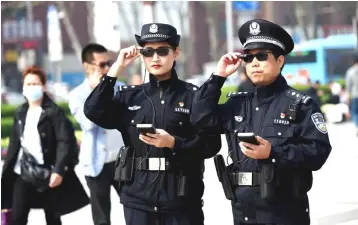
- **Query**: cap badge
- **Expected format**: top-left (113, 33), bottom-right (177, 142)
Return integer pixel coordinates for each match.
top-left (149, 24), bottom-right (158, 33)
top-left (249, 22), bottom-right (261, 35)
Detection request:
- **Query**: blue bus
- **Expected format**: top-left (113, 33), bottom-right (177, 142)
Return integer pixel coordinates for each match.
top-left (282, 34), bottom-right (357, 85)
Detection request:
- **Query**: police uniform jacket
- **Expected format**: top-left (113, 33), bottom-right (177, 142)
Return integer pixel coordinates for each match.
top-left (84, 70), bottom-right (222, 212)
top-left (190, 74), bottom-right (332, 224)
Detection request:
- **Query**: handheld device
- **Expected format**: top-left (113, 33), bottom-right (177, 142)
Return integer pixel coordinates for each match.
top-left (237, 132), bottom-right (259, 145)
top-left (136, 124), bottom-right (157, 135)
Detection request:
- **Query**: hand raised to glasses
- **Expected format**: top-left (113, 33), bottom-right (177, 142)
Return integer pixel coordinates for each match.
top-left (88, 66), bottom-right (103, 89)
top-left (215, 52), bottom-right (243, 78)
top-left (108, 45), bottom-right (142, 78)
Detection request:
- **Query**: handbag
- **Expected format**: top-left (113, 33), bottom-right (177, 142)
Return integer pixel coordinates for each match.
top-left (18, 119), bottom-right (52, 192)
top-left (1, 209), bottom-right (12, 225)
top-left (19, 133), bottom-right (51, 192)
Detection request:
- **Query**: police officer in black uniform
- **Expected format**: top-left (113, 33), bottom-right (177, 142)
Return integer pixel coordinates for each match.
top-left (84, 23), bottom-right (221, 225)
top-left (190, 19), bottom-right (332, 225)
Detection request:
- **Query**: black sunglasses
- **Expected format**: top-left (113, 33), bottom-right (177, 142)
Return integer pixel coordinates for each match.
top-left (140, 47), bottom-right (175, 57)
top-left (240, 52), bottom-right (272, 63)
top-left (88, 60), bottom-right (112, 69)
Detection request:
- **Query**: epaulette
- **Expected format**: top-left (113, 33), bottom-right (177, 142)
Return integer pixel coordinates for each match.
top-left (184, 82), bottom-right (199, 92)
top-left (227, 91), bottom-right (253, 98)
top-left (117, 85), bottom-right (142, 92)
top-left (286, 89), bottom-right (311, 104)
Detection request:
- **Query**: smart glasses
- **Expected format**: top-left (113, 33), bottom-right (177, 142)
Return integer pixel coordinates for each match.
top-left (241, 52), bottom-right (272, 63)
top-left (140, 47), bottom-right (175, 57)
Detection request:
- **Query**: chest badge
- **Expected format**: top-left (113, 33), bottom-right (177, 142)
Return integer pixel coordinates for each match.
top-left (175, 102), bottom-right (189, 114)
top-left (128, 105), bottom-right (141, 111)
top-left (235, 115), bottom-right (243, 123)
top-left (273, 112), bottom-right (290, 125)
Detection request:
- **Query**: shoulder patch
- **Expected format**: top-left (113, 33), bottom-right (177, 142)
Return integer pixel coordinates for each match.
top-left (227, 91), bottom-right (252, 98)
top-left (118, 85), bottom-right (142, 92)
top-left (286, 89), bottom-right (311, 104)
top-left (311, 112), bottom-right (328, 134)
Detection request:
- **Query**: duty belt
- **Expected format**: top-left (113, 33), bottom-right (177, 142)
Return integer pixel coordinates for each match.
top-left (230, 172), bottom-right (260, 186)
top-left (134, 157), bottom-right (171, 171)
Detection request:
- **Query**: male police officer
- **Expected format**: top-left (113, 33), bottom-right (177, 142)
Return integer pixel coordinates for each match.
top-left (84, 23), bottom-right (221, 225)
top-left (191, 19), bottom-right (332, 225)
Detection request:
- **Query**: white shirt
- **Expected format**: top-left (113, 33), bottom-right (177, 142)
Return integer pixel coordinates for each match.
top-left (14, 107), bottom-right (44, 174)
top-left (104, 129), bottom-right (124, 163)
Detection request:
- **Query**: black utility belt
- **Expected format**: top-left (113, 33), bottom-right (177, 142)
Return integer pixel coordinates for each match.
top-left (230, 172), bottom-right (260, 186)
top-left (133, 157), bottom-right (171, 171)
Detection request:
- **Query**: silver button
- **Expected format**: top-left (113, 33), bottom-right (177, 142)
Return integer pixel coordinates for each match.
top-left (179, 122), bottom-right (183, 125)
top-left (131, 120), bottom-right (134, 123)
top-left (193, 87), bottom-right (198, 91)
top-left (102, 78), bottom-right (105, 81)
top-left (306, 208), bottom-right (309, 212)
top-left (154, 207), bottom-right (157, 211)
top-left (161, 100), bottom-right (165, 104)
top-left (41, 132), bottom-right (46, 137)
top-left (244, 217), bottom-right (248, 221)
top-left (278, 132), bottom-right (282, 136)
top-left (255, 107), bottom-right (259, 111)
top-left (272, 158), bottom-right (276, 163)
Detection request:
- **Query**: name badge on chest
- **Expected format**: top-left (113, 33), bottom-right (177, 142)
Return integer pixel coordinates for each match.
top-left (174, 101), bottom-right (190, 114)
top-left (174, 108), bottom-right (190, 114)
top-left (273, 113), bottom-right (290, 126)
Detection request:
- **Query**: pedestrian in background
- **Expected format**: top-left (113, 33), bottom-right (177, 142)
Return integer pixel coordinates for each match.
top-left (68, 43), bottom-right (124, 225)
top-left (1, 65), bottom-right (89, 225)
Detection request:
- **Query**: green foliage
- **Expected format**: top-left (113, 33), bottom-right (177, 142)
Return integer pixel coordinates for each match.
top-left (1, 103), bottom-right (79, 138)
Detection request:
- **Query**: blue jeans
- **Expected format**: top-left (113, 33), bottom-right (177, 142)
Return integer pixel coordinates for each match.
top-left (351, 98), bottom-right (358, 127)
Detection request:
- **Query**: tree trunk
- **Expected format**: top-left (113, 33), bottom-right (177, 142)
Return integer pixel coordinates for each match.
top-left (204, 2), bottom-right (221, 61)
top-left (294, 1), bottom-right (309, 40)
top-left (86, 1), bottom-right (95, 42)
top-left (57, 1), bottom-right (82, 64)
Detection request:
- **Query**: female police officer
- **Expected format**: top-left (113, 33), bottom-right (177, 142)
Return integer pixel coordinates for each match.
top-left (191, 19), bottom-right (332, 225)
top-left (84, 23), bottom-right (221, 225)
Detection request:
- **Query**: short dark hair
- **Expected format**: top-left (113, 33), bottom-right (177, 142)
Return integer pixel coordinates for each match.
top-left (354, 55), bottom-right (358, 64)
top-left (271, 52), bottom-right (285, 72)
top-left (81, 43), bottom-right (108, 63)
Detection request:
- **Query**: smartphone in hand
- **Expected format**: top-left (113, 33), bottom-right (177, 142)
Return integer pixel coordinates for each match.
top-left (136, 124), bottom-right (157, 136)
top-left (237, 132), bottom-right (259, 145)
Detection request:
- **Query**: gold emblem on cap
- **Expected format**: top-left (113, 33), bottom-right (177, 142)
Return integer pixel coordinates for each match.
top-left (249, 22), bottom-right (261, 35)
top-left (149, 24), bottom-right (158, 33)
top-left (179, 102), bottom-right (184, 107)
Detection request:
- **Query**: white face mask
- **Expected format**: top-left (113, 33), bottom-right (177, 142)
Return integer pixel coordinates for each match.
top-left (23, 86), bottom-right (44, 102)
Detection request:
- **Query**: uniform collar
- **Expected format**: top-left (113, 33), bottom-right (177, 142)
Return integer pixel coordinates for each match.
top-left (148, 69), bottom-right (179, 92)
top-left (254, 74), bottom-right (287, 100)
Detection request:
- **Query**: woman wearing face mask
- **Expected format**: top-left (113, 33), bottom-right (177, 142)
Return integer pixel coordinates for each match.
top-left (84, 23), bottom-right (222, 225)
top-left (1, 66), bottom-right (89, 225)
